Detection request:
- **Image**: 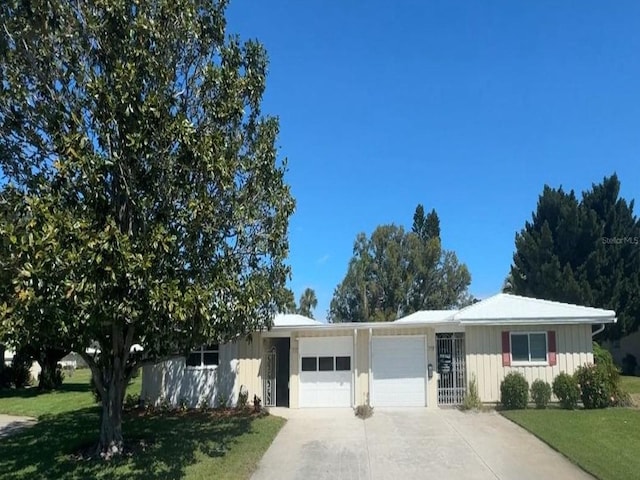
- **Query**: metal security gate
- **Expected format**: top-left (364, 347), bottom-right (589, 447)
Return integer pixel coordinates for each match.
top-left (436, 333), bottom-right (466, 405)
top-left (263, 347), bottom-right (276, 407)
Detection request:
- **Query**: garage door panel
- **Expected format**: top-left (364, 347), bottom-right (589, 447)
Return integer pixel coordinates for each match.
top-left (372, 336), bottom-right (426, 407)
top-left (299, 337), bottom-right (353, 408)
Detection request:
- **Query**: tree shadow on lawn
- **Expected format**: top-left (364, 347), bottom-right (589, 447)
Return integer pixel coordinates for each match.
top-left (0, 407), bottom-right (260, 480)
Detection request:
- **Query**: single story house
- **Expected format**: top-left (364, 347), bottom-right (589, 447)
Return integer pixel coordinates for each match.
top-left (141, 293), bottom-right (616, 409)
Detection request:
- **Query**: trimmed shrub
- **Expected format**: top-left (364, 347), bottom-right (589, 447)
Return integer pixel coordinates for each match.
top-left (237, 385), bottom-right (249, 410)
top-left (38, 363), bottom-right (64, 390)
top-left (575, 364), bottom-right (610, 409)
top-left (0, 366), bottom-right (13, 389)
top-left (530, 379), bottom-right (552, 409)
top-left (10, 351), bottom-right (32, 388)
top-left (622, 354), bottom-right (638, 376)
top-left (461, 374), bottom-right (482, 410)
top-left (500, 372), bottom-right (529, 410)
top-left (553, 372), bottom-right (580, 409)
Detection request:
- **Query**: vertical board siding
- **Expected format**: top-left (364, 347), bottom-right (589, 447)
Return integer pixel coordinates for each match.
top-left (466, 324), bottom-right (594, 402)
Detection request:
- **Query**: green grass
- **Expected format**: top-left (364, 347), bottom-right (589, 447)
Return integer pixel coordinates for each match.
top-left (502, 408), bottom-right (640, 480)
top-left (0, 368), bottom-right (141, 418)
top-left (0, 369), bottom-right (285, 479)
top-left (620, 375), bottom-right (640, 394)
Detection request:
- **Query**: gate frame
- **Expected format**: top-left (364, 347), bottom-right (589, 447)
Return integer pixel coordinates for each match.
top-left (436, 332), bottom-right (466, 406)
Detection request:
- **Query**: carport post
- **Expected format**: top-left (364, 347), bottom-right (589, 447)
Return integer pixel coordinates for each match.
top-left (353, 328), bottom-right (357, 407)
top-left (368, 328), bottom-right (373, 406)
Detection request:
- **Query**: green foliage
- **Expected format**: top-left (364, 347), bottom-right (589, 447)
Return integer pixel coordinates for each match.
top-left (0, 0), bottom-right (293, 452)
top-left (329, 205), bottom-right (472, 322)
top-left (89, 374), bottom-right (101, 403)
top-left (0, 366), bottom-right (12, 389)
top-left (552, 372), bottom-right (580, 409)
top-left (500, 372), bottom-right (529, 410)
top-left (461, 374), bottom-right (482, 410)
top-left (237, 386), bottom-right (249, 410)
top-left (592, 342), bottom-right (629, 405)
top-left (575, 364), bottom-right (610, 409)
top-left (354, 404), bottom-right (374, 419)
top-left (197, 397), bottom-right (210, 412)
top-left (622, 354), bottom-right (637, 376)
top-left (297, 288), bottom-right (318, 318)
top-left (530, 379), bottom-right (552, 409)
top-left (124, 393), bottom-right (140, 410)
top-left (38, 364), bottom-right (64, 391)
top-left (509, 175), bottom-right (640, 339)
top-left (10, 350), bottom-right (32, 388)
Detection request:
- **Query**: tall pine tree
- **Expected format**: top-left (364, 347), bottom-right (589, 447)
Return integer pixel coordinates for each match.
top-left (510, 175), bottom-right (640, 339)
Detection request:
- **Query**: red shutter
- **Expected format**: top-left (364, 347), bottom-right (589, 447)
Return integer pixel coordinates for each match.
top-left (501, 331), bottom-right (511, 366)
top-left (548, 331), bottom-right (557, 366)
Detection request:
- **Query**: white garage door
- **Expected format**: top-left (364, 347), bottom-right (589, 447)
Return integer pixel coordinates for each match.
top-left (299, 336), bottom-right (353, 407)
top-left (372, 336), bottom-right (427, 407)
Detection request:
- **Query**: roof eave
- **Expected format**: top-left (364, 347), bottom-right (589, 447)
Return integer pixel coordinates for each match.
top-left (459, 316), bottom-right (617, 325)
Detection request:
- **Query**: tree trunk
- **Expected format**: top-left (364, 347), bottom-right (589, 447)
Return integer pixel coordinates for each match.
top-left (97, 365), bottom-right (126, 458)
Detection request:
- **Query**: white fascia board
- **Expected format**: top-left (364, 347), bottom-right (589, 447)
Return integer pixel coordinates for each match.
top-left (459, 316), bottom-right (617, 326)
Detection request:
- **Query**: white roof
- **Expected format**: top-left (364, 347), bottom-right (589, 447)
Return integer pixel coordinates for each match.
top-left (273, 314), bottom-right (323, 327)
top-left (394, 310), bottom-right (457, 324)
top-left (453, 293), bottom-right (616, 325)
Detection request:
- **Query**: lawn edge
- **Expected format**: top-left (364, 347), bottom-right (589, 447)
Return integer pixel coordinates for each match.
top-left (499, 411), bottom-right (603, 480)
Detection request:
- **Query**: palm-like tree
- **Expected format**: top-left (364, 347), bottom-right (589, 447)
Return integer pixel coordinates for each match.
top-left (298, 288), bottom-right (318, 319)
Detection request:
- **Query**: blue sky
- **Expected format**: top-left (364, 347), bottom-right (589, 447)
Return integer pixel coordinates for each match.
top-left (226, 1), bottom-right (640, 320)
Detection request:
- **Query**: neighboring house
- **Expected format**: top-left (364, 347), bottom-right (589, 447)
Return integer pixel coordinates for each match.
top-left (602, 330), bottom-right (640, 373)
top-left (141, 293), bottom-right (615, 409)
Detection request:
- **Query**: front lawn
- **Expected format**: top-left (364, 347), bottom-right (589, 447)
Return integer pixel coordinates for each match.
top-left (620, 375), bottom-right (640, 394)
top-left (0, 368), bottom-right (134, 418)
top-left (0, 370), bottom-right (284, 480)
top-left (502, 408), bottom-right (640, 480)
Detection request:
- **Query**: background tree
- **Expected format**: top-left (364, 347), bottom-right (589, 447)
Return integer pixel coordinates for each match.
top-left (0, 0), bottom-right (294, 456)
top-left (297, 288), bottom-right (318, 318)
top-left (510, 174), bottom-right (640, 339)
top-left (329, 205), bottom-right (472, 322)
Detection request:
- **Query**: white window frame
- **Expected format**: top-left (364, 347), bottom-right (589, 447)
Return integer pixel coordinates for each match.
top-left (510, 332), bottom-right (548, 366)
top-left (186, 344), bottom-right (219, 369)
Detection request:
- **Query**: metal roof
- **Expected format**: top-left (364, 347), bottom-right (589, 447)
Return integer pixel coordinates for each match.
top-left (453, 293), bottom-right (616, 325)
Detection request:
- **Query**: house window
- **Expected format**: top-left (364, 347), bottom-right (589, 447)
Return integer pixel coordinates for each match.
top-left (186, 344), bottom-right (219, 368)
top-left (301, 357), bottom-right (317, 371)
top-left (511, 333), bottom-right (547, 364)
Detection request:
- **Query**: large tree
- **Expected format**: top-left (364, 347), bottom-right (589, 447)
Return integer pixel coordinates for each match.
top-left (0, 0), bottom-right (294, 456)
top-left (329, 205), bottom-right (472, 322)
top-left (510, 174), bottom-right (640, 339)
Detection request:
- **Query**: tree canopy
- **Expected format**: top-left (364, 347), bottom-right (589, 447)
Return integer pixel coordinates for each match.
top-left (0, 0), bottom-right (294, 455)
top-left (329, 205), bottom-right (472, 322)
top-left (509, 174), bottom-right (640, 339)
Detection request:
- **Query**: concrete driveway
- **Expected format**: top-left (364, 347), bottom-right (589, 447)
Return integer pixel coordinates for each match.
top-left (252, 408), bottom-right (593, 480)
top-left (0, 414), bottom-right (36, 439)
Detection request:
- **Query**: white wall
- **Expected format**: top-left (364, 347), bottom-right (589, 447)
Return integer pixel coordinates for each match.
top-left (142, 342), bottom-right (240, 408)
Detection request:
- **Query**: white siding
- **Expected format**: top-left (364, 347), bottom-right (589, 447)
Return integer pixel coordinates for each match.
top-left (142, 342), bottom-right (240, 408)
top-left (465, 324), bottom-right (594, 402)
